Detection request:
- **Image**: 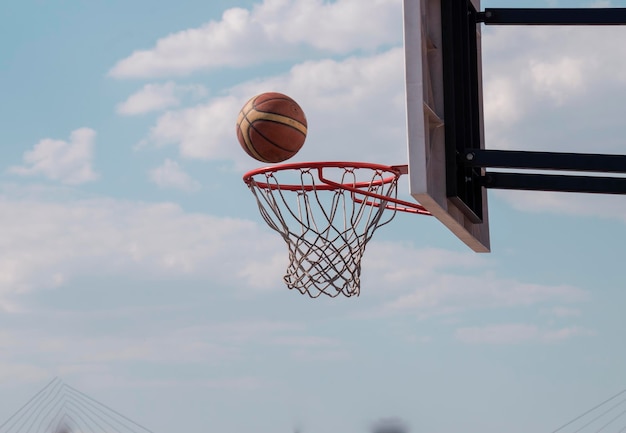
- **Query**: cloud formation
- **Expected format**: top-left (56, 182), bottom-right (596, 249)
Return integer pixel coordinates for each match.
top-left (142, 48), bottom-right (408, 166)
top-left (0, 316), bottom-right (345, 389)
top-left (0, 192), bottom-right (283, 303)
top-left (109, 0), bottom-right (402, 78)
top-left (494, 190), bottom-right (626, 225)
top-left (479, 24), bottom-right (626, 222)
top-left (116, 82), bottom-right (207, 115)
top-left (8, 128), bottom-right (99, 185)
top-left (361, 242), bottom-right (588, 322)
top-left (149, 159), bottom-right (201, 191)
top-left (455, 323), bottom-right (594, 345)
top-left (482, 25), bottom-right (626, 153)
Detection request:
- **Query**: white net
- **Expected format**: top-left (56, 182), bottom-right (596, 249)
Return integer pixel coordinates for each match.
top-left (246, 164), bottom-right (403, 297)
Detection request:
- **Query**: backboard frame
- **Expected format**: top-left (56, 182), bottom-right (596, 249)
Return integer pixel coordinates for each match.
top-left (403, 0), bottom-right (490, 252)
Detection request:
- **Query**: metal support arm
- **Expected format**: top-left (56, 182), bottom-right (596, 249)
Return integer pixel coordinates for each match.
top-left (465, 149), bottom-right (626, 174)
top-left (478, 8), bottom-right (626, 25)
top-left (482, 173), bottom-right (626, 195)
top-left (464, 149), bottom-right (626, 194)
top-left (444, 4), bottom-right (626, 214)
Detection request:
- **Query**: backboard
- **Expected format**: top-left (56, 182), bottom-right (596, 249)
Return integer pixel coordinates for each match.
top-left (403, 0), bottom-right (490, 252)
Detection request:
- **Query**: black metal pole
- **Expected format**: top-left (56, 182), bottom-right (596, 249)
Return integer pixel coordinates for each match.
top-left (478, 8), bottom-right (626, 25)
top-left (465, 149), bottom-right (626, 173)
top-left (482, 172), bottom-right (626, 194)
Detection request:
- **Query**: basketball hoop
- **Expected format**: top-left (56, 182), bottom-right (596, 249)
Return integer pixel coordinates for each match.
top-left (243, 161), bottom-right (430, 298)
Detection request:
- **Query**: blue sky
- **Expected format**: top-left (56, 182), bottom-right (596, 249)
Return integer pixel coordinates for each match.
top-left (0, 0), bottom-right (625, 432)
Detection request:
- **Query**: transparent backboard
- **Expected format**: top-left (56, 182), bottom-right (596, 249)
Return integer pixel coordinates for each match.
top-left (403, 0), bottom-right (490, 252)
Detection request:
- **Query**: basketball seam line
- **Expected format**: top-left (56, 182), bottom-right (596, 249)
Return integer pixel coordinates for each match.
top-left (250, 112), bottom-right (307, 135)
top-left (240, 116), bottom-right (267, 162)
top-left (249, 122), bottom-right (304, 154)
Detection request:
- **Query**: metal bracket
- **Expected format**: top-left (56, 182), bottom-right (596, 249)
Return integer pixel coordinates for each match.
top-left (449, 7), bottom-right (626, 203)
top-left (442, 5), bottom-right (626, 217)
top-left (442, 0), bottom-right (484, 223)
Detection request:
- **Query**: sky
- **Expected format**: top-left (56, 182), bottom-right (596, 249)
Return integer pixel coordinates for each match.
top-left (0, 0), bottom-right (625, 432)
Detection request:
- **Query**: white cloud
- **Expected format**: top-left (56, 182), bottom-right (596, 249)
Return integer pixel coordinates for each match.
top-left (483, 77), bottom-right (523, 128)
top-left (149, 159), bottom-right (201, 191)
top-left (455, 324), bottom-right (594, 345)
top-left (76, 329), bottom-right (237, 364)
top-left (274, 335), bottom-right (348, 361)
top-left (364, 243), bottom-right (488, 285)
top-left (109, 0), bottom-right (401, 78)
top-left (0, 363), bottom-right (49, 383)
top-left (529, 57), bottom-right (585, 104)
top-left (290, 348), bottom-right (349, 361)
top-left (116, 82), bottom-right (207, 115)
top-left (0, 185), bottom-right (594, 354)
top-left (0, 191), bottom-right (283, 304)
top-left (548, 306), bottom-right (582, 318)
top-left (480, 24), bottom-right (626, 223)
top-left (0, 319), bottom-right (339, 385)
top-left (0, 184), bottom-right (590, 325)
top-left (239, 253), bottom-right (288, 290)
top-left (359, 242), bottom-right (588, 320)
top-left (494, 190), bottom-right (626, 224)
top-left (143, 48), bottom-right (408, 166)
top-left (8, 128), bottom-right (99, 185)
top-left (145, 95), bottom-right (242, 161)
top-left (67, 375), bottom-right (269, 391)
top-left (482, 25), bottom-right (626, 154)
top-left (270, 335), bottom-right (340, 348)
top-left (382, 274), bottom-right (586, 318)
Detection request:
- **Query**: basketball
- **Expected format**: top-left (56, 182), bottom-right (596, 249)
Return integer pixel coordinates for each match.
top-left (236, 92), bottom-right (307, 163)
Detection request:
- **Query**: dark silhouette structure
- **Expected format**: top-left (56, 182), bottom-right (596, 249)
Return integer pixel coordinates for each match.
top-left (0, 378), bottom-right (154, 433)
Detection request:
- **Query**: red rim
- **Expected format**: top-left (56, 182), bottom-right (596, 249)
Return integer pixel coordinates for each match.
top-left (243, 161), bottom-right (404, 191)
top-left (243, 161), bottom-right (430, 215)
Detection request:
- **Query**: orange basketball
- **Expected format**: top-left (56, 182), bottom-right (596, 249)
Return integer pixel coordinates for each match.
top-left (236, 92), bottom-right (308, 163)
